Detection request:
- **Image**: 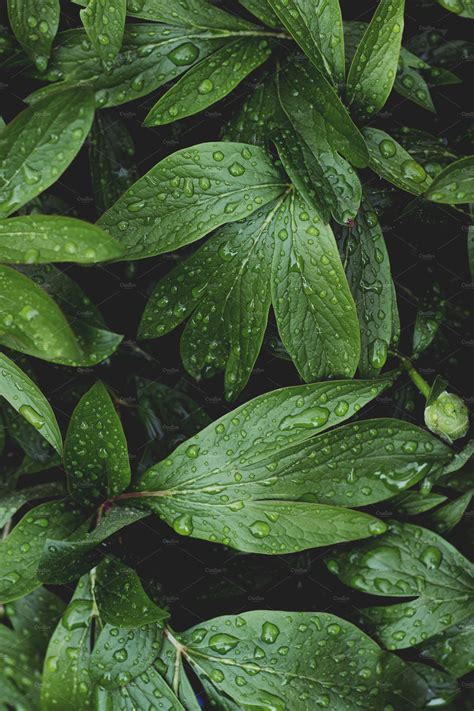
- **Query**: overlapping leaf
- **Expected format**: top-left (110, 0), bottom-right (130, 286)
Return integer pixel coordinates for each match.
top-left (80, 0), bottom-right (126, 69)
top-left (7, 0), bottom-right (60, 70)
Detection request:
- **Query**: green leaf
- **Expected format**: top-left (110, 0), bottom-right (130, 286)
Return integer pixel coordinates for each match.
top-left (95, 663), bottom-right (187, 710)
top-left (223, 72), bottom-right (277, 146)
top-left (7, 0), bottom-right (60, 70)
top-left (363, 127), bottom-right (432, 195)
top-left (38, 505), bottom-right (149, 583)
top-left (418, 615), bottom-right (474, 679)
top-left (98, 141), bottom-right (286, 260)
top-left (412, 283), bottom-right (446, 356)
top-left (0, 624), bottom-right (42, 709)
top-left (0, 499), bottom-right (88, 603)
top-left (271, 191), bottom-right (360, 380)
top-left (394, 49), bottom-right (435, 112)
top-left (425, 155), bottom-right (474, 204)
top-left (65, 382), bottom-right (131, 505)
top-left (341, 199), bottom-right (393, 376)
top-left (181, 610), bottom-right (429, 709)
top-left (157, 634), bottom-right (200, 710)
top-left (0, 481), bottom-right (64, 527)
top-left (239, 0), bottom-right (281, 28)
top-left (0, 87), bottom-right (95, 217)
top-left (435, 0), bottom-right (474, 19)
top-left (144, 37), bottom-right (272, 126)
top-left (89, 111), bottom-right (138, 214)
top-left (41, 575), bottom-right (95, 710)
top-left (136, 378), bottom-right (393, 552)
top-left (80, 0), bottom-right (126, 69)
top-left (0, 215), bottom-right (124, 263)
top-left (390, 490), bottom-right (447, 516)
top-left (267, 0), bottom-right (344, 83)
top-left (95, 556), bottom-right (169, 627)
top-left (6, 586), bottom-right (65, 657)
top-left (0, 351), bottom-right (62, 453)
top-left (346, 0), bottom-right (404, 120)
top-left (425, 493), bottom-right (472, 533)
top-left (0, 265), bottom-right (82, 362)
top-left (326, 521), bottom-right (474, 649)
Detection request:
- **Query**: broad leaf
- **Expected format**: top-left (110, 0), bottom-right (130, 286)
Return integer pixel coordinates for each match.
top-left (0, 352), bottom-right (62, 453)
top-left (80, 0), bottom-right (126, 69)
top-left (326, 521), bottom-right (474, 649)
top-left (144, 37), bottom-right (272, 126)
top-left (425, 155), bottom-right (474, 204)
top-left (346, 0), bottom-right (404, 120)
top-left (0, 215), bottom-right (124, 263)
top-left (65, 382), bottom-right (131, 505)
top-left (418, 615), bottom-right (474, 679)
top-left (0, 88), bottom-right (94, 217)
top-left (0, 481), bottom-right (64, 527)
top-left (98, 141), bottom-right (286, 259)
top-left (0, 499), bottom-right (88, 603)
top-left (363, 127), bottom-right (432, 195)
top-left (7, 0), bottom-right (59, 70)
top-left (267, 0), bottom-right (345, 83)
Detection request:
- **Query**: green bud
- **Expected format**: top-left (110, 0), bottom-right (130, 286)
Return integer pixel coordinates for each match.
top-left (424, 391), bottom-right (469, 443)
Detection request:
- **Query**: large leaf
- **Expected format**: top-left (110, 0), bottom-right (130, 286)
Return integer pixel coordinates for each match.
top-left (0, 88), bottom-right (94, 217)
top-left (425, 155), bottom-right (474, 204)
top-left (326, 521), bottom-right (474, 649)
top-left (64, 382), bottom-right (131, 505)
top-left (341, 199), bottom-right (393, 376)
top-left (0, 352), bottom-right (62, 453)
top-left (267, 0), bottom-right (344, 83)
top-left (136, 378), bottom-right (393, 552)
top-left (144, 37), bottom-right (272, 126)
top-left (80, 0), bottom-right (126, 69)
top-left (181, 610), bottom-right (429, 710)
top-left (98, 141), bottom-right (286, 259)
top-left (0, 215), bottom-right (124, 263)
top-left (7, 0), bottom-right (60, 70)
top-left (0, 499), bottom-right (88, 603)
top-left (346, 0), bottom-right (404, 120)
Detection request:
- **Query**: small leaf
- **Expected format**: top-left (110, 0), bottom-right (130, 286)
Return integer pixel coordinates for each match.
top-left (395, 49), bottom-right (435, 112)
top-left (0, 215), bottom-right (124, 263)
top-left (413, 283), bottom-right (446, 356)
top-left (363, 127), bottom-right (432, 195)
top-left (98, 141), bottom-right (286, 259)
top-left (7, 0), bottom-right (60, 71)
top-left (0, 351), bottom-right (62, 453)
top-left (80, 0), bottom-right (126, 69)
top-left (0, 87), bottom-right (95, 217)
top-left (418, 615), bottom-right (474, 679)
top-left (390, 490), bottom-right (447, 516)
top-left (346, 0), bottom-right (405, 120)
top-left (65, 382), bottom-right (131, 505)
top-left (144, 37), bottom-right (272, 126)
top-left (425, 493), bottom-right (472, 533)
top-left (425, 155), bottom-right (474, 204)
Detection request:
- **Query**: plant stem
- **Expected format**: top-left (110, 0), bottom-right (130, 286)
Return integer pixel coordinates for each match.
top-left (389, 350), bottom-right (430, 399)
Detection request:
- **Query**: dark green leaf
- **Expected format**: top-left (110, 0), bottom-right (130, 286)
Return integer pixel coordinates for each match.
top-left (157, 633), bottom-right (201, 710)
top-left (7, 0), bottom-right (59, 70)
top-left (239, 0), bottom-right (281, 28)
top-left (0, 481), bottom-right (64, 527)
top-left (413, 284), bottom-right (446, 356)
top-left (346, 0), bottom-right (404, 120)
top-left (6, 586), bottom-right (65, 656)
top-left (425, 155), bottom-right (474, 204)
top-left (0, 499), bottom-right (88, 603)
top-left (390, 490), bottom-right (447, 516)
top-left (395, 49), bottom-right (435, 112)
top-left (363, 127), bottom-right (432, 195)
top-left (65, 382), bottom-right (131, 505)
top-left (223, 72), bottom-right (277, 146)
top-left (80, 0), bottom-right (126, 69)
top-left (418, 615), bottom-right (474, 679)
top-left (0, 351), bottom-right (62, 453)
top-left (435, 0), bottom-right (474, 19)
top-left (0, 215), bottom-right (124, 263)
top-left (0, 624), bottom-right (42, 709)
top-left (0, 88), bottom-right (94, 217)
top-left (98, 141), bottom-right (286, 260)
top-left (94, 663), bottom-right (187, 710)
top-left (144, 37), bottom-right (272, 126)
top-left (425, 493), bottom-right (472, 533)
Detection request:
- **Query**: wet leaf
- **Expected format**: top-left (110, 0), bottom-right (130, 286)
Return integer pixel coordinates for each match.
top-left (425, 493), bottom-right (472, 533)
top-left (7, 0), bottom-right (59, 70)
top-left (6, 586), bottom-right (65, 656)
top-left (80, 0), bottom-right (126, 69)
top-left (0, 481), bottom-right (64, 527)
top-left (425, 155), bottom-right (474, 204)
top-left (239, 0), bottom-right (281, 28)
top-left (418, 615), bottom-right (474, 678)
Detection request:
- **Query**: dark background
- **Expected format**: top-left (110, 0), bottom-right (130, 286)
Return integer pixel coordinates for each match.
top-left (1, 0), bottom-right (473, 699)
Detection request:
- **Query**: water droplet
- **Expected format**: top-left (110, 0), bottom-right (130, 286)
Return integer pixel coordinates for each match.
top-left (18, 404), bottom-right (45, 430)
top-left (168, 42), bottom-right (200, 66)
top-left (250, 520), bottom-right (271, 539)
top-left (208, 633), bottom-right (239, 654)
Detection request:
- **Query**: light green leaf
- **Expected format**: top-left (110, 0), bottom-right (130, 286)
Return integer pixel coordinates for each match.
top-left (95, 556), bottom-right (169, 627)
top-left (7, 0), bottom-right (59, 70)
top-left (181, 610), bottom-right (429, 710)
top-left (267, 0), bottom-right (344, 82)
top-left (144, 37), bottom-right (272, 126)
top-left (346, 0), bottom-right (404, 120)
top-left (0, 351), bottom-right (62, 453)
top-left (80, 0), bottom-right (126, 69)
top-left (0, 481), bottom-right (64, 527)
top-left (0, 215), bottom-right (124, 263)
top-left (418, 615), bottom-right (474, 679)
top-left (65, 382), bottom-right (131, 505)
top-left (341, 199), bottom-right (393, 376)
top-left (363, 127), bottom-right (432, 195)
top-left (435, 0), bottom-right (474, 19)
top-left (0, 266), bottom-right (82, 363)
top-left (271, 191), bottom-right (360, 380)
top-left (425, 155), bottom-right (474, 204)
top-left (326, 521), bottom-right (474, 649)
top-left (98, 141), bottom-right (286, 260)
top-left (38, 505), bottom-right (149, 583)
top-left (0, 499), bottom-right (88, 603)
top-left (41, 575), bottom-right (95, 710)
top-left (0, 88), bottom-right (95, 217)
top-left (425, 493), bottom-right (472, 533)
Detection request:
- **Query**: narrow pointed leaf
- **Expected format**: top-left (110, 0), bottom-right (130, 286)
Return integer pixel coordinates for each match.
top-left (80, 0), bottom-right (126, 69)
top-left (395, 50), bottom-right (435, 112)
top-left (239, 0), bottom-right (281, 28)
top-left (425, 493), bottom-right (472, 533)
top-left (7, 0), bottom-right (59, 70)
top-left (391, 490), bottom-right (448, 516)
top-left (425, 156), bottom-right (474, 204)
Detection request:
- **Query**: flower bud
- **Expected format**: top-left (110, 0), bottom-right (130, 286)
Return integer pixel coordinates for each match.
top-left (424, 391), bottom-right (469, 443)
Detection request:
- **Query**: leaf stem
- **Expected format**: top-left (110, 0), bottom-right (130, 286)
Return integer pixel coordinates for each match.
top-left (389, 349), bottom-right (430, 399)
